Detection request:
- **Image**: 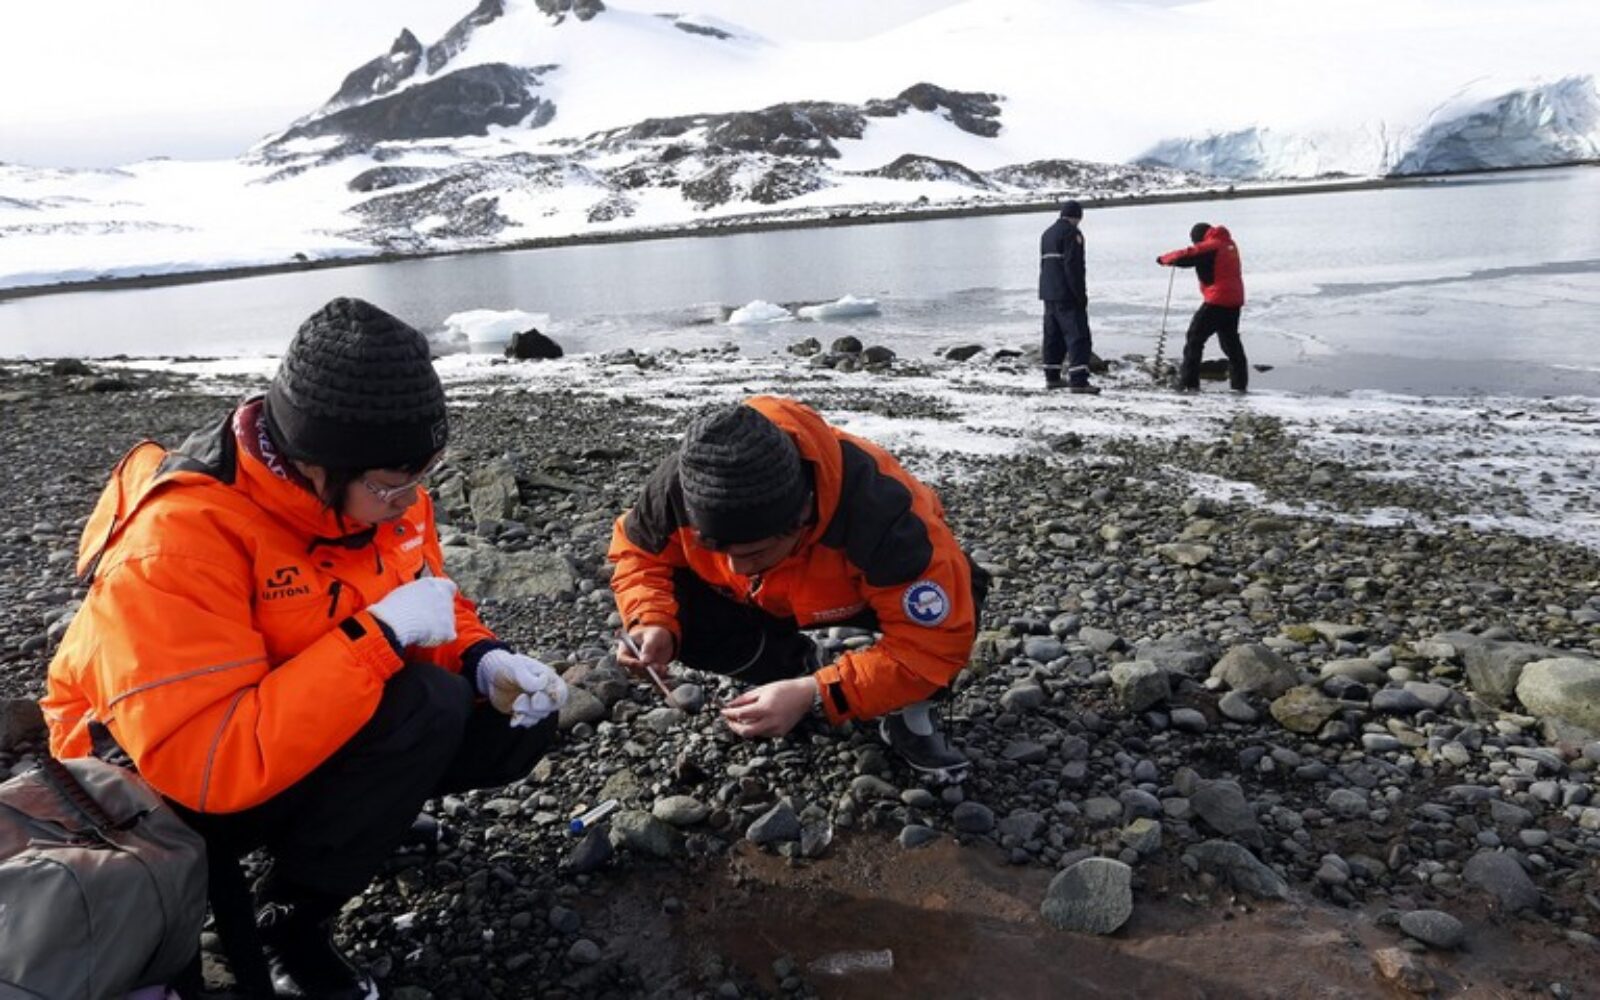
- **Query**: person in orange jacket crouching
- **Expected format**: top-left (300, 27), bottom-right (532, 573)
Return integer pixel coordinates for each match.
top-left (43, 298), bottom-right (565, 1000)
top-left (608, 397), bottom-right (989, 782)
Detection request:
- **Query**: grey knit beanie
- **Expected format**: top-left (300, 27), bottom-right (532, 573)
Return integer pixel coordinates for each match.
top-left (679, 404), bottom-right (808, 546)
top-left (264, 297), bottom-right (448, 470)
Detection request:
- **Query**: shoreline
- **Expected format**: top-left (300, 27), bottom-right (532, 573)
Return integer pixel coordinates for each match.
top-left (5, 161), bottom-right (1591, 304)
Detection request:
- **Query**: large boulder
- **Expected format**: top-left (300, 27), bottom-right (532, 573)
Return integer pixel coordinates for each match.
top-left (467, 458), bottom-right (521, 522)
top-left (1110, 661), bottom-right (1170, 713)
top-left (1187, 840), bottom-right (1289, 900)
top-left (1516, 658), bottom-right (1600, 733)
top-left (1211, 644), bottom-right (1298, 697)
top-left (1463, 851), bottom-right (1540, 913)
top-left (1270, 686), bottom-right (1343, 734)
top-left (506, 328), bottom-right (563, 360)
top-left (1156, 543), bottom-right (1212, 567)
top-left (557, 687), bottom-right (607, 730)
top-left (1190, 779), bottom-right (1263, 846)
top-left (1435, 631), bottom-right (1578, 706)
top-left (1040, 858), bottom-right (1133, 934)
top-left (1133, 634), bottom-right (1217, 675)
top-left (443, 540), bottom-right (577, 599)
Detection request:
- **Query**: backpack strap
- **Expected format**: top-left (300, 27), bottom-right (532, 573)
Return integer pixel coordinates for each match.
top-left (37, 756), bottom-right (118, 833)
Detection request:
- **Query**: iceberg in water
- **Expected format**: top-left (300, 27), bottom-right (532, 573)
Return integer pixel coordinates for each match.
top-left (797, 295), bottom-right (881, 321)
top-left (440, 309), bottom-right (551, 352)
top-left (726, 300), bottom-right (794, 325)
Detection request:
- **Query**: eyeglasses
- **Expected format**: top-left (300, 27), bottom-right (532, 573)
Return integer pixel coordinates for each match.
top-left (361, 452), bottom-right (447, 504)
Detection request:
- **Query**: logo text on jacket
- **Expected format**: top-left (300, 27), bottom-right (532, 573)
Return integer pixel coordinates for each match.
top-left (261, 565), bottom-right (311, 601)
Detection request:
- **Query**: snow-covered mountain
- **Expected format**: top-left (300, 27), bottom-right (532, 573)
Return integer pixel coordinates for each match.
top-left (2, 0), bottom-right (1596, 289)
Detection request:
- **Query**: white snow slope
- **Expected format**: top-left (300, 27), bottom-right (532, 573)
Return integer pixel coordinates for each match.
top-left (1, 0), bottom-right (1596, 290)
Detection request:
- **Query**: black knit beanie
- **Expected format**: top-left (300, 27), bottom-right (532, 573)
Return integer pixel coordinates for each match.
top-left (679, 404), bottom-right (808, 546)
top-left (264, 297), bottom-right (448, 470)
top-left (1060, 200), bottom-right (1083, 220)
top-left (1190, 222), bottom-right (1211, 243)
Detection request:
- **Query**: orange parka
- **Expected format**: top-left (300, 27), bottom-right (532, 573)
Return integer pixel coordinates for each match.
top-left (608, 396), bottom-right (977, 724)
top-left (43, 402), bottom-right (495, 813)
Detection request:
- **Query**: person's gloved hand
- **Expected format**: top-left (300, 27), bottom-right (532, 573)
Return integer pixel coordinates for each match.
top-left (367, 578), bottom-right (458, 648)
top-left (478, 649), bottom-right (569, 727)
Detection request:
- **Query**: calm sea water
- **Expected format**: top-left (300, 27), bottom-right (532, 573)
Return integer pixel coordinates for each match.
top-left (3, 166), bottom-right (1598, 396)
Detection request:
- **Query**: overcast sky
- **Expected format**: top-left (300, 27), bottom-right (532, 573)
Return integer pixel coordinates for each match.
top-left (2, 0), bottom-right (1013, 167)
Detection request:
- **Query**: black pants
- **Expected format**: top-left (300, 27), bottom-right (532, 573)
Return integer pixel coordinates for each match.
top-left (175, 663), bottom-right (555, 901)
top-left (671, 558), bottom-right (992, 688)
top-left (1178, 304), bottom-right (1246, 390)
top-left (1041, 302), bottom-right (1093, 385)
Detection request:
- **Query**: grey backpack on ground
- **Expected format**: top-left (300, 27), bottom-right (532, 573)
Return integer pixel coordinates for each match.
top-left (0, 756), bottom-right (207, 999)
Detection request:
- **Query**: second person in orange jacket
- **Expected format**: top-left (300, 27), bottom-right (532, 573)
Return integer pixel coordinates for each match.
top-left (608, 396), bottom-right (989, 781)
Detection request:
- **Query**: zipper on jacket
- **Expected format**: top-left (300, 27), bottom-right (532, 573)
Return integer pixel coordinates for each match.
top-left (326, 581), bottom-right (343, 618)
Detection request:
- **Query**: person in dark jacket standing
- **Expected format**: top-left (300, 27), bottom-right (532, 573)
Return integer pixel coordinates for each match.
top-left (1158, 222), bottom-right (1248, 392)
top-left (1038, 200), bottom-right (1100, 394)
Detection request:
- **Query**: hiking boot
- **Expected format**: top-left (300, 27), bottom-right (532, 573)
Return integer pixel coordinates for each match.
top-left (259, 900), bottom-right (379, 1000)
top-left (1044, 378), bottom-right (1068, 391)
top-left (1068, 383), bottom-right (1101, 395)
top-left (879, 703), bottom-right (969, 782)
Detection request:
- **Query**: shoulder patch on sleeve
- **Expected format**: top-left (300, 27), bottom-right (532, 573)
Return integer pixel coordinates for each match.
top-left (902, 580), bottom-right (950, 626)
top-left (1075, 232), bottom-right (1084, 244)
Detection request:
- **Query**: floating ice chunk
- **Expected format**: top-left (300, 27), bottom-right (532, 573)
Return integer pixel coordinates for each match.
top-left (726, 300), bottom-right (794, 325)
top-left (797, 295), bottom-right (881, 321)
top-left (441, 308), bottom-right (550, 352)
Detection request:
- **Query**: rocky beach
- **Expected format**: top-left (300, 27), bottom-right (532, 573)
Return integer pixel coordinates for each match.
top-left (2, 343), bottom-right (1598, 998)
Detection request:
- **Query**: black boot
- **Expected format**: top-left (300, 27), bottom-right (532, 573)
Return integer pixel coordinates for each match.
top-left (879, 701), bottom-right (969, 782)
top-left (257, 882), bottom-right (379, 1000)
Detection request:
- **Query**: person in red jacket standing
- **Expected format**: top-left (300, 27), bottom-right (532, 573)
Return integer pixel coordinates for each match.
top-left (1158, 222), bottom-right (1249, 392)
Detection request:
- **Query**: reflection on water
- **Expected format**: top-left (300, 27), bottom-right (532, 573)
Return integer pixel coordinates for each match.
top-left (3, 167), bottom-right (1598, 397)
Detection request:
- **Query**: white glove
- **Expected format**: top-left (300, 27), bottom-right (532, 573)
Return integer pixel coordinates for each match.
top-left (367, 578), bottom-right (458, 648)
top-left (478, 649), bottom-right (570, 728)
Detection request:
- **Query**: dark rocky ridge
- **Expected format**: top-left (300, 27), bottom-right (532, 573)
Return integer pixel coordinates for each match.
top-left (345, 153), bottom-right (596, 247)
top-left (278, 64), bottom-right (557, 147)
top-left (322, 0), bottom-right (607, 113)
top-left (305, 82), bottom-right (1186, 249)
top-left (324, 29), bottom-right (425, 110)
top-left (862, 153), bottom-right (992, 187)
